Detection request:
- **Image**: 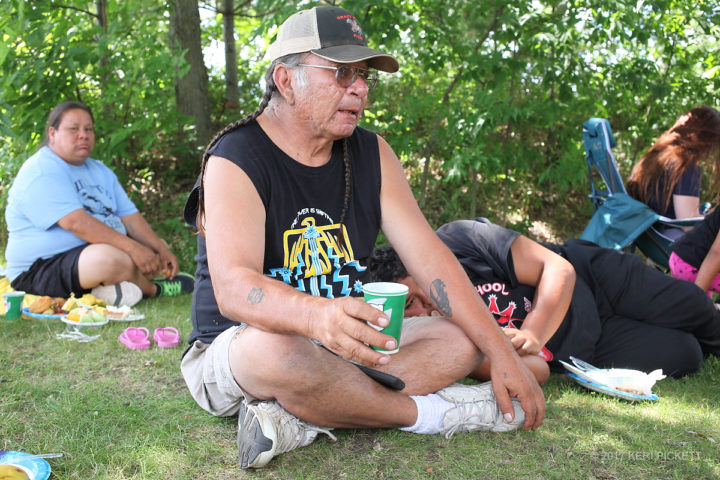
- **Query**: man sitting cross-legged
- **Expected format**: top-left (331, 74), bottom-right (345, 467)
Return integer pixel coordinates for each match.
top-left (180, 6), bottom-right (544, 470)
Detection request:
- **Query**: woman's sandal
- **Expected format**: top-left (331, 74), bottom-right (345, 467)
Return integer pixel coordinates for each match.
top-left (153, 326), bottom-right (180, 348)
top-left (118, 326), bottom-right (151, 350)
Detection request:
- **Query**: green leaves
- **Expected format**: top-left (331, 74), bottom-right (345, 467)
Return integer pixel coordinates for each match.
top-left (355, 0), bottom-right (720, 226)
top-left (0, 0), bottom-right (718, 247)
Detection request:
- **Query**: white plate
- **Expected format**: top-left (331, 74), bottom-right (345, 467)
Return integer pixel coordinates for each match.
top-left (61, 316), bottom-right (109, 327)
top-left (565, 373), bottom-right (658, 402)
top-left (559, 360), bottom-right (596, 383)
top-left (82, 303), bottom-right (144, 322)
top-left (560, 360), bottom-right (662, 395)
top-left (107, 313), bottom-right (145, 322)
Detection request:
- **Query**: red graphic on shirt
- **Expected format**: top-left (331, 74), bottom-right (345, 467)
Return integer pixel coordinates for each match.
top-left (486, 294), bottom-right (517, 321)
top-left (477, 283), bottom-right (553, 361)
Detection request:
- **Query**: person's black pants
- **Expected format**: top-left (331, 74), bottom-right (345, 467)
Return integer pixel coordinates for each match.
top-left (553, 247), bottom-right (720, 378)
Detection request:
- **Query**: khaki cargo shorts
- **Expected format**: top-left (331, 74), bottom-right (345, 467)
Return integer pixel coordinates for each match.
top-left (180, 316), bottom-right (437, 417)
top-left (181, 324), bottom-right (256, 417)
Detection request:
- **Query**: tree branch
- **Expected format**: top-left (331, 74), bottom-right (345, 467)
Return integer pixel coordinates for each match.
top-left (51, 3), bottom-right (98, 20)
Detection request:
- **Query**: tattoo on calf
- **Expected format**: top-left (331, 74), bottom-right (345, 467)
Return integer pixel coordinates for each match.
top-left (247, 287), bottom-right (265, 305)
top-left (430, 279), bottom-right (452, 317)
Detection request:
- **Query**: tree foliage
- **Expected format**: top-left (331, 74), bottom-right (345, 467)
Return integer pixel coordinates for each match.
top-left (1, 0), bottom-right (719, 266)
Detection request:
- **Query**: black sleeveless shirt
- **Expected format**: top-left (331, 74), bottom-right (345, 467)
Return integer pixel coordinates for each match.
top-left (185, 121), bottom-right (382, 345)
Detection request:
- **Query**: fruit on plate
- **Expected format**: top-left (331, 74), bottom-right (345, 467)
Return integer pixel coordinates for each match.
top-left (62, 294), bottom-right (78, 312)
top-left (66, 308), bottom-right (81, 322)
top-left (0, 464), bottom-right (30, 480)
top-left (67, 307), bottom-right (106, 323)
top-left (79, 293), bottom-right (106, 307)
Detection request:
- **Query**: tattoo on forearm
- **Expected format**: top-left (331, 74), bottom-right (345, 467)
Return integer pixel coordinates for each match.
top-left (430, 279), bottom-right (452, 317)
top-left (247, 287), bottom-right (265, 305)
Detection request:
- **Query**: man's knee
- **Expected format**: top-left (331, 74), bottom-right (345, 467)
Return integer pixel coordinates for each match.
top-left (403, 316), bottom-right (483, 366)
top-left (230, 328), bottom-right (328, 387)
top-left (79, 243), bottom-right (134, 276)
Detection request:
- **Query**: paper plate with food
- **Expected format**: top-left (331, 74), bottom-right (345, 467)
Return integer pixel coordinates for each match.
top-left (73, 293), bottom-right (144, 320)
top-left (0, 450), bottom-right (51, 480)
top-left (103, 305), bottom-right (145, 322)
top-left (61, 307), bottom-right (109, 327)
top-left (21, 295), bottom-right (72, 320)
top-left (560, 356), bottom-right (665, 402)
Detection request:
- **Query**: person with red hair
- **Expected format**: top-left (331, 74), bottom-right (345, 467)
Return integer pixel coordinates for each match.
top-left (627, 105), bottom-right (720, 239)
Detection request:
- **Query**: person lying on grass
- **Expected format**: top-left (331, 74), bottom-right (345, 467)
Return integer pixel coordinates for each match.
top-left (181, 6), bottom-right (544, 471)
top-left (368, 217), bottom-right (720, 384)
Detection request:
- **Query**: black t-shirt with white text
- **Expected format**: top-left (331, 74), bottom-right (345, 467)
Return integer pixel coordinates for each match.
top-left (185, 122), bottom-right (383, 345)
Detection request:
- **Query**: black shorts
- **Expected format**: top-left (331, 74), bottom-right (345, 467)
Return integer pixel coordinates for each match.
top-left (10, 245), bottom-right (90, 297)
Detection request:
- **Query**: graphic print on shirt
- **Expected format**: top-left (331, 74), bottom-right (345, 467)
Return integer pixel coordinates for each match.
top-left (476, 282), bottom-right (533, 323)
top-left (73, 177), bottom-right (125, 232)
top-left (267, 208), bottom-right (366, 298)
top-left (476, 281), bottom-right (554, 361)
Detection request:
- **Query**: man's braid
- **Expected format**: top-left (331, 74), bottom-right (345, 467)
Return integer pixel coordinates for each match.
top-left (333, 138), bottom-right (352, 256)
top-left (340, 138), bottom-right (351, 224)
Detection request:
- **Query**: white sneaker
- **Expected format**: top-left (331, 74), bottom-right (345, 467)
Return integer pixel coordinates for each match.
top-left (237, 399), bottom-right (337, 469)
top-left (91, 281), bottom-right (143, 307)
top-left (436, 382), bottom-right (525, 437)
top-left (436, 382), bottom-right (496, 402)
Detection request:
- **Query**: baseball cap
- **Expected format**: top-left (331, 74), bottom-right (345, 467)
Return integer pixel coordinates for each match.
top-left (264, 6), bottom-right (399, 73)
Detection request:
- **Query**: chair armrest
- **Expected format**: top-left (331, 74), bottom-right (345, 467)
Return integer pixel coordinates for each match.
top-left (655, 215), bottom-right (704, 228)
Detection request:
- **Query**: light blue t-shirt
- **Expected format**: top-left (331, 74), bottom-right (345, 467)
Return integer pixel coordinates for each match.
top-left (4, 146), bottom-right (138, 281)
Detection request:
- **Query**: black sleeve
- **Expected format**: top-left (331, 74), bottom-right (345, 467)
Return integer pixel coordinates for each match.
top-left (435, 217), bottom-right (521, 286)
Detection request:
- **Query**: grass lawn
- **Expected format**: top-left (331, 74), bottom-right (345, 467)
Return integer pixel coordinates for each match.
top-left (2, 294), bottom-right (719, 479)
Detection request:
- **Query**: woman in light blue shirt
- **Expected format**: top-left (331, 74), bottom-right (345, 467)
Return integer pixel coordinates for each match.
top-left (4, 101), bottom-right (191, 305)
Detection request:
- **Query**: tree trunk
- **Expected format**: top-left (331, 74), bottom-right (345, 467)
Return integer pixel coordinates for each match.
top-left (95, 0), bottom-right (112, 120)
top-left (222, 0), bottom-right (239, 108)
top-left (95, 0), bottom-right (107, 30)
top-left (169, 0), bottom-right (213, 151)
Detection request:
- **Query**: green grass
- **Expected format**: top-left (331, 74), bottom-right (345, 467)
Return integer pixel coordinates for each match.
top-left (2, 294), bottom-right (719, 479)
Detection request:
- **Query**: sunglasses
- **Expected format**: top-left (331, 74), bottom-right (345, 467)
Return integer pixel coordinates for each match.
top-left (297, 64), bottom-right (379, 91)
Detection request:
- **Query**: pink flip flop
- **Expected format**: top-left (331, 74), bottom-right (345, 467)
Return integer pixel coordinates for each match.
top-left (153, 326), bottom-right (180, 348)
top-left (118, 327), bottom-right (151, 349)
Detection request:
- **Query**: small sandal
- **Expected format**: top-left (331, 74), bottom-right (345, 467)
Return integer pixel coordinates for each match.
top-left (118, 327), bottom-right (151, 349)
top-left (153, 326), bottom-right (180, 348)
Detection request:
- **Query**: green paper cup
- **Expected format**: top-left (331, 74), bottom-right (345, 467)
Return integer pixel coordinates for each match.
top-left (362, 282), bottom-right (408, 354)
top-left (3, 291), bottom-right (25, 321)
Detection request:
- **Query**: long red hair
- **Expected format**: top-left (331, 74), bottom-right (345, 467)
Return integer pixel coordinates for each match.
top-left (627, 105), bottom-right (720, 213)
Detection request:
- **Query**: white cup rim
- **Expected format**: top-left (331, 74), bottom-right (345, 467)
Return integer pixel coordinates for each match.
top-left (2, 291), bottom-right (25, 297)
top-left (362, 282), bottom-right (408, 296)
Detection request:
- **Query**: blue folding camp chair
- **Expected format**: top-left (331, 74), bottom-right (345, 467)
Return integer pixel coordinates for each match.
top-left (580, 117), bottom-right (703, 270)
